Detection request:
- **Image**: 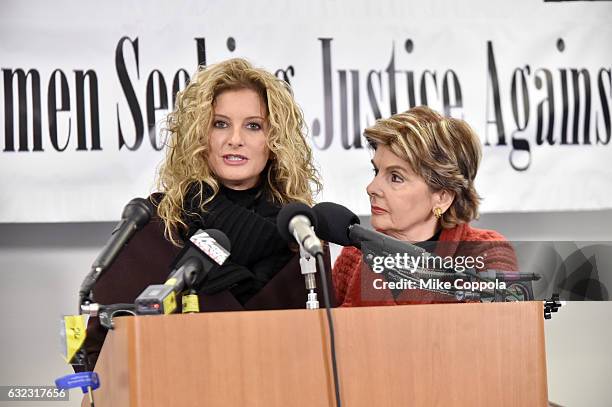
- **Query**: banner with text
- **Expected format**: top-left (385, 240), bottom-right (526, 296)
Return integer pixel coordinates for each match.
top-left (1, 0), bottom-right (610, 222)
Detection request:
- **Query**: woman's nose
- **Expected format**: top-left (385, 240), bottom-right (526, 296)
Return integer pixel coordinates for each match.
top-left (366, 176), bottom-right (381, 198)
top-left (227, 127), bottom-right (244, 146)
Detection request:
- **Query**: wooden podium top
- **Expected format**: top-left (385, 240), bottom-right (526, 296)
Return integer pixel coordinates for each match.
top-left (88, 302), bottom-right (547, 406)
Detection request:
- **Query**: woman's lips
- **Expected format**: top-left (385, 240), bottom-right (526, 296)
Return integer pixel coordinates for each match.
top-left (222, 154), bottom-right (248, 165)
top-left (371, 205), bottom-right (387, 215)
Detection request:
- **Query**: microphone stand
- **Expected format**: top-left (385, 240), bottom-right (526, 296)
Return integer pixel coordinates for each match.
top-left (80, 303), bottom-right (137, 330)
top-left (299, 246), bottom-right (319, 309)
top-left (296, 232), bottom-right (341, 407)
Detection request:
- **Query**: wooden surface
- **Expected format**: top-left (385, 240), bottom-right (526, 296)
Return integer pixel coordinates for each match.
top-left (86, 302), bottom-right (548, 407)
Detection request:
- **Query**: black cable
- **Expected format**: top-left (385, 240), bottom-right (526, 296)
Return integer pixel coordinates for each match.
top-left (315, 253), bottom-right (342, 407)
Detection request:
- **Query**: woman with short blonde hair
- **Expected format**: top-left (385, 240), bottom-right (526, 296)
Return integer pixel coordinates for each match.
top-left (333, 105), bottom-right (516, 307)
top-left (363, 106), bottom-right (481, 230)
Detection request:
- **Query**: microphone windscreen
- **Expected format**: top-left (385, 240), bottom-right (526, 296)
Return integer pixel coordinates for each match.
top-left (277, 202), bottom-right (317, 242)
top-left (202, 229), bottom-right (231, 251)
top-left (312, 202), bottom-right (360, 246)
top-left (122, 197), bottom-right (154, 228)
top-left (188, 229), bottom-right (231, 266)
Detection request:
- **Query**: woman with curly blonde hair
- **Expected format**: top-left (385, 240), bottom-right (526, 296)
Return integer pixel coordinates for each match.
top-left (156, 58), bottom-right (320, 246)
top-left (81, 58), bottom-right (324, 370)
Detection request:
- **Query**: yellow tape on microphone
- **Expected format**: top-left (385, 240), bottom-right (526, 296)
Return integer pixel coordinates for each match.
top-left (182, 294), bottom-right (200, 313)
top-left (61, 314), bottom-right (88, 364)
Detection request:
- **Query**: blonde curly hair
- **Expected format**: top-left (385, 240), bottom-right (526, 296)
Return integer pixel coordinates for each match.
top-left (364, 106), bottom-right (482, 229)
top-left (156, 58), bottom-right (321, 246)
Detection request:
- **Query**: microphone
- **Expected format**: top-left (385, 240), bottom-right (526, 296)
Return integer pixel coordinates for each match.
top-left (312, 202), bottom-right (426, 257)
top-left (313, 202), bottom-right (537, 302)
top-left (135, 229), bottom-right (231, 315)
top-left (277, 203), bottom-right (323, 255)
top-left (311, 202), bottom-right (360, 246)
top-left (169, 229), bottom-right (231, 290)
top-left (79, 197), bottom-right (153, 305)
top-left (494, 272), bottom-right (541, 281)
top-left (284, 203), bottom-right (342, 406)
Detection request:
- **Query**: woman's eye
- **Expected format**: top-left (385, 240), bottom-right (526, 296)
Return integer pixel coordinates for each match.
top-left (213, 120), bottom-right (228, 129)
top-left (391, 173), bottom-right (404, 183)
top-left (371, 167), bottom-right (379, 176)
top-left (246, 122), bottom-right (262, 130)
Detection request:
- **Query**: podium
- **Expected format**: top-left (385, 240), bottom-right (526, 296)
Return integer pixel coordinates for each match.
top-left (85, 302), bottom-right (548, 406)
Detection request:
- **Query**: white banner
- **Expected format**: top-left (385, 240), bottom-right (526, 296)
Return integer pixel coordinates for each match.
top-left (1, 0), bottom-right (611, 222)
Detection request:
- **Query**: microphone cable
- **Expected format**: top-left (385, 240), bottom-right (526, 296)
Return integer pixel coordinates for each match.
top-left (315, 252), bottom-right (342, 407)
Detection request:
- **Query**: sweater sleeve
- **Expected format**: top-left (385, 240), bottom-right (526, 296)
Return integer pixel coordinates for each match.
top-left (444, 224), bottom-right (519, 273)
top-left (467, 229), bottom-right (519, 273)
top-left (480, 242), bottom-right (519, 272)
top-left (191, 192), bottom-right (292, 302)
top-left (199, 192), bottom-right (286, 266)
top-left (332, 246), bottom-right (363, 305)
top-left (75, 205), bottom-right (181, 372)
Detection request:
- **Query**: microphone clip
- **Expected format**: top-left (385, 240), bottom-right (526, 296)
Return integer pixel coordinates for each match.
top-left (80, 302), bottom-right (137, 329)
top-left (299, 246), bottom-right (319, 310)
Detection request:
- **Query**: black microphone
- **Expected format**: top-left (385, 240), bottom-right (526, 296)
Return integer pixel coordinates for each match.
top-left (312, 202), bottom-right (426, 257)
top-left (313, 202), bottom-right (535, 303)
top-left (277, 203), bottom-right (323, 255)
top-left (170, 228), bottom-right (231, 289)
top-left (79, 197), bottom-right (153, 304)
top-left (135, 229), bottom-right (231, 315)
top-left (494, 272), bottom-right (541, 282)
top-left (311, 202), bottom-right (360, 246)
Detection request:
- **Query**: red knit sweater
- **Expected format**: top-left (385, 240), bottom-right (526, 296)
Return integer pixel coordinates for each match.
top-left (332, 223), bottom-right (518, 307)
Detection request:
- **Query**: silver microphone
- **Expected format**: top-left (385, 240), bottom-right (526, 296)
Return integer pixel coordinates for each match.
top-left (289, 214), bottom-right (323, 255)
top-left (278, 203), bottom-right (323, 256)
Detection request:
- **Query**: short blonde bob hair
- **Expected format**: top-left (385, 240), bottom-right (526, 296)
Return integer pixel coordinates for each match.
top-left (156, 58), bottom-right (321, 245)
top-left (364, 106), bottom-right (482, 229)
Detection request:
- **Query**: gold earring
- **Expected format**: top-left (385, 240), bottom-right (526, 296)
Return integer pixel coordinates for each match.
top-left (433, 207), bottom-right (443, 219)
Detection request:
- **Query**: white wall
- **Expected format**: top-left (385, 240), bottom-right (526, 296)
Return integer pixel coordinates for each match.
top-left (0, 210), bottom-right (611, 407)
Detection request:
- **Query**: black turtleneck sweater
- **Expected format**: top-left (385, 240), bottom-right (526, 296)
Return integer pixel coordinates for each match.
top-left (79, 184), bottom-right (308, 371)
top-left (181, 183), bottom-right (294, 304)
